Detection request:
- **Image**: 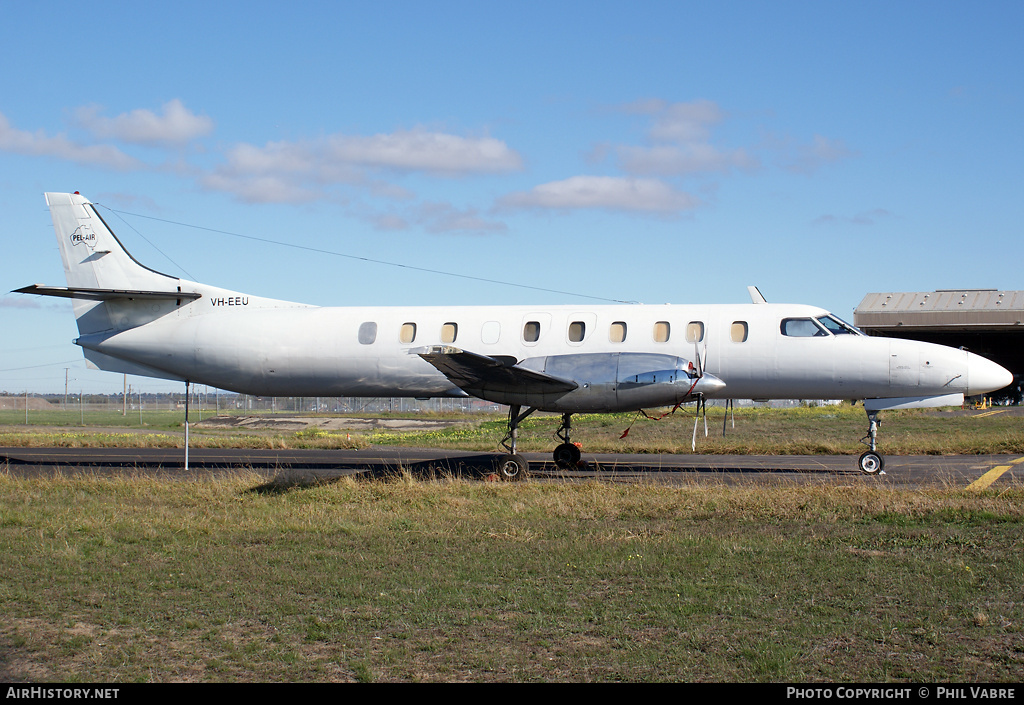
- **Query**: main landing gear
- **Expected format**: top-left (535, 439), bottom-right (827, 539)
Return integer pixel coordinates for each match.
top-left (496, 404), bottom-right (535, 481)
top-left (495, 407), bottom-right (583, 480)
top-left (553, 413), bottom-right (582, 469)
top-left (858, 409), bottom-right (885, 475)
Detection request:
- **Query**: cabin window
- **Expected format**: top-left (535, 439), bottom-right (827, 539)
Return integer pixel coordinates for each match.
top-left (609, 321), bottom-right (627, 343)
top-left (686, 321), bottom-right (705, 343)
top-left (781, 318), bottom-right (828, 337)
top-left (358, 321), bottom-right (377, 345)
top-left (481, 321), bottom-right (500, 345)
top-left (731, 321), bottom-right (748, 343)
top-left (400, 322), bottom-right (417, 344)
top-left (523, 321), bottom-right (541, 343)
top-left (441, 322), bottom-right (458, 343)
top-left (653, 321), bottom-right (670, 343)
top-left (568, 321), bottom-right (586, 343)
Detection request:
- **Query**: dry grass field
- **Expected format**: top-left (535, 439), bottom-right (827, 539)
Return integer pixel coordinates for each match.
top-left (1, 404), bottom-right (1022, 682)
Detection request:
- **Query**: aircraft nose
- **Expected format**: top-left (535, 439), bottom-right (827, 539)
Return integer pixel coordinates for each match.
top-left (966, 352), bottom-right (1013, 396)
top-left (694, 372), bottom-right (727, 396)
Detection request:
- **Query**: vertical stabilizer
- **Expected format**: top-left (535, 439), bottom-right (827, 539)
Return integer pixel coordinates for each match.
top-left (46, 192), bottom-right (179, 291)
top-left (44, 192), bottom-right (185, 335)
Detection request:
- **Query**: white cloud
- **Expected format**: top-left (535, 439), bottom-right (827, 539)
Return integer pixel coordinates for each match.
top-left (616, 143), bottom-right (757, 176)
top-left (0, 111), bottom-right (141, 171)
top-left (357, 201), bottom-right (507, 234)
top-left (75, 99), bottom-right (214, 146)
top-left (415, 202), bottom-right (507, 234)
top-left (812, 208), bottom-right (894, 227)
top-left (764, 133), bottom-right (856, 174)
top-left (788, 134), bottom-right (854, 173)
top-left (370, 213), bottom-right (410, 231)
top-left (1, 295), bottom-right (42, 309)
top-left (200, 173), bottom-right (321, 204)
top-left (205, 128), bottom-right (523, 204)
top-left (220, 141), bottom-right (321, 176)
top-left (622, 98), bottom-right (725, 143)
top-left (605, 99), bottom-right (760, 178)
top-left (327, 130), bottom-right (522, 174)
top-left (499, 176), bottom-right (699, 214)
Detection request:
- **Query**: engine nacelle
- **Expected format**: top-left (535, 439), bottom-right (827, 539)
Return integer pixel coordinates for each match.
top-left (510, 352), bottom-right (724, 412)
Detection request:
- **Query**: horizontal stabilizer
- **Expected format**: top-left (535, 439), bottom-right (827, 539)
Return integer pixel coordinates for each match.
top-left (418, 346), bottom-right (578, 396)
top-left (13, 285), bottom-right (201, 302)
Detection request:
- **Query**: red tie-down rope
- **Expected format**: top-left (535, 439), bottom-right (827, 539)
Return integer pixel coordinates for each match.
top-left (619, 377), bottom-right (700, 439)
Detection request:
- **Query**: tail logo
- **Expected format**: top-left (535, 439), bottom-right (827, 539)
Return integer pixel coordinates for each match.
top-left (70, 225), bottom-right (97, 250)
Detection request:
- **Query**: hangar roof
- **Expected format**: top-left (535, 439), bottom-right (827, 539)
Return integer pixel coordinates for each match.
top-left (854, 290), bottom-right (1024, 330)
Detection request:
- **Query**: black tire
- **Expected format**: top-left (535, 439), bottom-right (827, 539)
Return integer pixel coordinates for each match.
top-left (496, 453), bottom-right (529, 481)
top-left (858, 451), bottom-right (884, 475)
top-left (553, 442), bottom-right (581, 469)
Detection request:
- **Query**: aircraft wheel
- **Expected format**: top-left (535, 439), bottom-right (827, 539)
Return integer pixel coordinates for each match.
top-left (496, 454), bottom-right (529, 481)
top-left (553, 442), bottom-right (581, 469)
top-left (858, 451), bottom-right (885, 475)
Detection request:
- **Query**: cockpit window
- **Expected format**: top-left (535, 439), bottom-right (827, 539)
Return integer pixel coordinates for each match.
top-left (781, 318), bottom-right (828, 337)
top-left (817, 314), bottom-right (862, 335)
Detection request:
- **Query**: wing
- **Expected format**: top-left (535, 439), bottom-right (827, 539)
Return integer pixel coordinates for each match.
top-left (418, 346), bottom-right (578, 400)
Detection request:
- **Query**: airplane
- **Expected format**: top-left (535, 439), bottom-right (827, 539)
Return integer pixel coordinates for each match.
top-left (15, 192), bottom-right (1014, 478)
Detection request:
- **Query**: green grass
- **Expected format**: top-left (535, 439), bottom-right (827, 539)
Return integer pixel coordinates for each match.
top-left (2, 405), bottom-right (1022, 455)
top-left (1, 473), bottom-right (1022, 682)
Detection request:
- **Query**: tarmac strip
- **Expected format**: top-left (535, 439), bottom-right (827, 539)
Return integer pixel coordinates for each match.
top-left (2, 447), bottom-right (1023, 489)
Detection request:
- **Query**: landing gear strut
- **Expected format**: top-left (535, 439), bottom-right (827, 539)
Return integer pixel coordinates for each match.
top-left (497, 404), bottom-right (535, 481)
top-left (553, 413), bottom-right (581, 469)
top-left (858, 409), bottom-right (885, 475)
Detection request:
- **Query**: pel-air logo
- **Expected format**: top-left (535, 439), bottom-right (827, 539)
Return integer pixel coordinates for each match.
top-left (69, 225), bottom-right (97, 249)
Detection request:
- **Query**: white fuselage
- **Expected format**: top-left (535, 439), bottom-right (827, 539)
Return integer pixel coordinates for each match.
top-left (75, 291), bottom-right (1006, 409)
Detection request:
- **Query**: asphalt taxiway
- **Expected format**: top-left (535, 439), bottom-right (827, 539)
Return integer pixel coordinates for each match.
top-left (2, 446), bottom-right (1021, 490)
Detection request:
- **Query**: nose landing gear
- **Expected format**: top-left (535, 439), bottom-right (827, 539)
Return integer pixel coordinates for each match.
top-left (858, 409), bottom-right (885, 475)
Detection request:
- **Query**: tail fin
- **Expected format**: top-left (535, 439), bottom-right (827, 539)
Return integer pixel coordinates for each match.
top-left (15, 192), bottom-right (195, 336)
top-left (46, 191), bottom-right (179, 292)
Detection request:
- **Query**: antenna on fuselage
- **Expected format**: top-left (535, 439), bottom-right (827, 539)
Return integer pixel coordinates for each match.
top-left (748, 286), bottom-right (767, 304)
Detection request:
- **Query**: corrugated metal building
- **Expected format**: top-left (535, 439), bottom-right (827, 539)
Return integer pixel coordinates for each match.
top-left (854, 290), bottom-right (1022, 396)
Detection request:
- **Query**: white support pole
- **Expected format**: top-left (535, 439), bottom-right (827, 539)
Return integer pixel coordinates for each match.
top-left (184, 381), bottom-right (190, 472)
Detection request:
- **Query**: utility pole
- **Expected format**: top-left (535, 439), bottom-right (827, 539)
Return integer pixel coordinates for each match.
top-left (64, 368), bottom-right (69, 410)
top-left (123, 374), bottom-right (127, 416)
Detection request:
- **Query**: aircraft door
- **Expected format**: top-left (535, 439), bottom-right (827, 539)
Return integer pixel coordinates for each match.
top-left (888, 340), bottom-right (920, 392)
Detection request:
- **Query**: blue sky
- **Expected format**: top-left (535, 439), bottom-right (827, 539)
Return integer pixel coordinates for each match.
top-left (2, 1), bottom-right (1022, 394)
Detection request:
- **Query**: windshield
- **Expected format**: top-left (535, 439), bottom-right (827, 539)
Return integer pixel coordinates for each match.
top-left (782, 315), bottom-right (864, 338)
top-left (816, 314), bottom-right (862, 336)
